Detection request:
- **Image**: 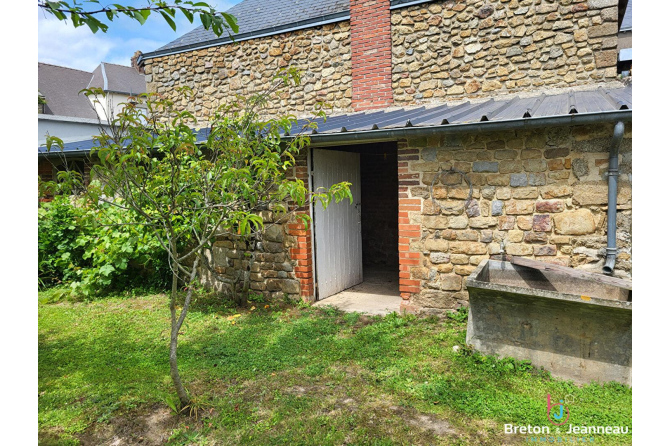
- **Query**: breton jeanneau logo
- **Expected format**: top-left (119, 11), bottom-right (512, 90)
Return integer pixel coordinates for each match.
top-left (547, 393), bottom-right (570, 426)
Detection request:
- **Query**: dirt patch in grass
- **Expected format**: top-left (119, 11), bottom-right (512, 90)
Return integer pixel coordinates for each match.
top-left (76, 404), bottom-right (179, 446)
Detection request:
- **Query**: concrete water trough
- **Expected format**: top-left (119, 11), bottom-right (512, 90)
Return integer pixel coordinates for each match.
top-left (465, 258), bottom-right (632, 385)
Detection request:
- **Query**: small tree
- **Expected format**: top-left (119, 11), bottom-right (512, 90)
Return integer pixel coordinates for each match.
top-left (45, 71), bottom-right (350, 407)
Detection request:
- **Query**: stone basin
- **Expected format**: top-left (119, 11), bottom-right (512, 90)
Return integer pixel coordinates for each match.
top-left (465, 259), bottom-right (632, 385)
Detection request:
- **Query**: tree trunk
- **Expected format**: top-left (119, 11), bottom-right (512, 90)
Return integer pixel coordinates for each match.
top-left (168, 255), bottom-right (200, 408)
top-left (169, 269), bottom-right (190, 407)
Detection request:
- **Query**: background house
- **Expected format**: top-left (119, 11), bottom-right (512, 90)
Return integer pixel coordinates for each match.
top-left (38, 60), bottom-right (146, 184)
top-left (135, 0), bottom-right (632, 313)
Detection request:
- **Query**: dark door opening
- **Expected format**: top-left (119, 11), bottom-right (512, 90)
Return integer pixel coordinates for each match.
top-left (312, 141), bottom-right (400, 312)
top-left (360, 142), bottom-right (399, 294)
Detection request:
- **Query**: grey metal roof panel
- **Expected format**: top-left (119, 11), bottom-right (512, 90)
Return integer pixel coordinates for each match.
top-left (38, 63), bottom-right (99, 120)
top-left (390, 103), bottom-right (452, 127)
top-left (574, 90), bottom-right (609, 113)
top-left (345, 108), bottom-right (423, 132)
top-left (299, 86), bottom-right (633, 136)
top-left (40, 85), bottom-right (633, 154)
top-left (609, 86), bottom-right (632, 106)
top-left (38, 138), bottom-right (100, 155)
top-left (533, 93), bottom-right (569, 117)
top-left (445, 100), bottom-right (498, 123)
top-left (490, 97), bottom-right (537, 121)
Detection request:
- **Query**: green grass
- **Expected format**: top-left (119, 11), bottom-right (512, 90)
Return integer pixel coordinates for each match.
top-left (39, 292), bottom-right (632, 445)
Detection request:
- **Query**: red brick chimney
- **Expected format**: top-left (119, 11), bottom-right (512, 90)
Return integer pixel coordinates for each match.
top-left (349, 0), bottom-right (394, 111)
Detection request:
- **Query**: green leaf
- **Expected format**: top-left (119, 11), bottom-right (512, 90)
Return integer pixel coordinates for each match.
top-left (84, 17), bottom-right (100, 34)
top-left (222, 13), bottom-right (239, 33)
top-left (160, 10), bottom-right (177, 31)
top-left (133, 10), bottom-right (148, 25)
top-left (182, 10), bottom-right (194, 23)
top-left (200, 12), bottom-right (212, 30)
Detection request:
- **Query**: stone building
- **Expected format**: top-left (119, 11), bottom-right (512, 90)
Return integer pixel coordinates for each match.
top-left (137, 0), bottom-right (633, 313)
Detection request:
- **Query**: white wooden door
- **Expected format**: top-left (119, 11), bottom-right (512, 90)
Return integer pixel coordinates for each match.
top-left (312, 149), bottom-right (363, 299)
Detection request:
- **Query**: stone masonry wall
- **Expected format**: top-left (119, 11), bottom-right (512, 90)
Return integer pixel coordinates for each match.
top-left (144, 0), bottom-right (621, 117)
top-left (144, 22), bottom-right (352, 124)
top-left (397, 122), bottom-right (631, 313)
top-left (391, 0), bottom-right (620, 105)
top-left (200, 152), bottom-right (315, 302)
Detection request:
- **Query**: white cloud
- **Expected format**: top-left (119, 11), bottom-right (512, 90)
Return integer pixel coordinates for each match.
top-left (38, 14), bottom-right (116, 71)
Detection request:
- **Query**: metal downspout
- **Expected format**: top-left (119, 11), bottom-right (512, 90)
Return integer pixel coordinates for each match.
top-left (603, 121), bottom-right (625, 275)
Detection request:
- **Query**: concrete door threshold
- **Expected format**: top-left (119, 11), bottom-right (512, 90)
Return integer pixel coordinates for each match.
top-left (313, 267), bottom-right (401, 316)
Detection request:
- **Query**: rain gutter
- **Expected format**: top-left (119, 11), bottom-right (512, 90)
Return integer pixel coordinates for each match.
top-left (603, 121), bottom-right (626, 275)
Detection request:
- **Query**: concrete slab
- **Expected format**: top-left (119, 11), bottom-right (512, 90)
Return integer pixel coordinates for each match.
top-left (313, 267), bottom-right (401, 315)
top-left (466, 259), bottom-right (632, 385)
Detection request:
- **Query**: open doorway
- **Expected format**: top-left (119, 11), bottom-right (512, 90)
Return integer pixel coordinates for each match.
top-left (312, 142), bottom-right (400, 314)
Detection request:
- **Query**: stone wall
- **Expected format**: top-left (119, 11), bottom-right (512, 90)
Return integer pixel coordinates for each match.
top-left (202, 214), bottom-right (303, 301)
top-left (143, 22), bottom-right (352, 123)
top-left (397, 122), bottom-right (632, 313)
top-left (144, 0), bottom-right (622, 117)
top-left (391, 0), bottom-right (620, 104)
top-left (200, 152), bottom-right (314, 302)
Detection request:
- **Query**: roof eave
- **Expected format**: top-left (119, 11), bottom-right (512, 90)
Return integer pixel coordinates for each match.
top-left (39, 109), bottom-right (632, 157)
top-left (139, 11), bottom-right (349, 63)
top-left (286, 109), bottom-right (633, 148)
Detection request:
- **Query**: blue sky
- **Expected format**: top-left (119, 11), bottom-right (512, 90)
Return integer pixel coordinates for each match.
top-left (38, 1), bottom-right (240, 72)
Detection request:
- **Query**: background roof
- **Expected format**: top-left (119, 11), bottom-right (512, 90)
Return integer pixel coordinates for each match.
top-left (39, 62), bottom-right (147, 121)
top-left (38, 63), bottom-right (99, 120)
top-left (88, 63), bottom-right (147, 95)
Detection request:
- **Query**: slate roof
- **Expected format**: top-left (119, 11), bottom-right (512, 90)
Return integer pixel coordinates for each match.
top-left (88, 63), bottom-right (147, 95)
top-left (155, 0), bottom-right (350, 53)
top-left (145, 0), bottom-right (432, 58)
top-left (38, 63), bottom-right (99, 120)
top-left (39, 62), bottom-right (147, 120)
top-left (39, 85), bottom-right (632, 155)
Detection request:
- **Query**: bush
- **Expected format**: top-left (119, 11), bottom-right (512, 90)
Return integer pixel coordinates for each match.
top-left (38, 195), bottom-right (170, 297)
top-left (38, 195), bottom-right (86, 288)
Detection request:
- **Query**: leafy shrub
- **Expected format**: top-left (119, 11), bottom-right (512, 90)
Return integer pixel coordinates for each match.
top-left (38, 195), bottom-right (86, 288)
top-left (38, 195), bottom-right (170, 297)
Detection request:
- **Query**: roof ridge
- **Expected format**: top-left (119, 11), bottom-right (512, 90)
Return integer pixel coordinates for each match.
top-left (100, 62), bottom-right (137, 70)
top-left (38, 61), bottom-right (93, 75)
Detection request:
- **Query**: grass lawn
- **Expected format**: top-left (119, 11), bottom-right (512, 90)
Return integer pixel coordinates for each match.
top-left (38, 291), bottom-right (632, 445)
